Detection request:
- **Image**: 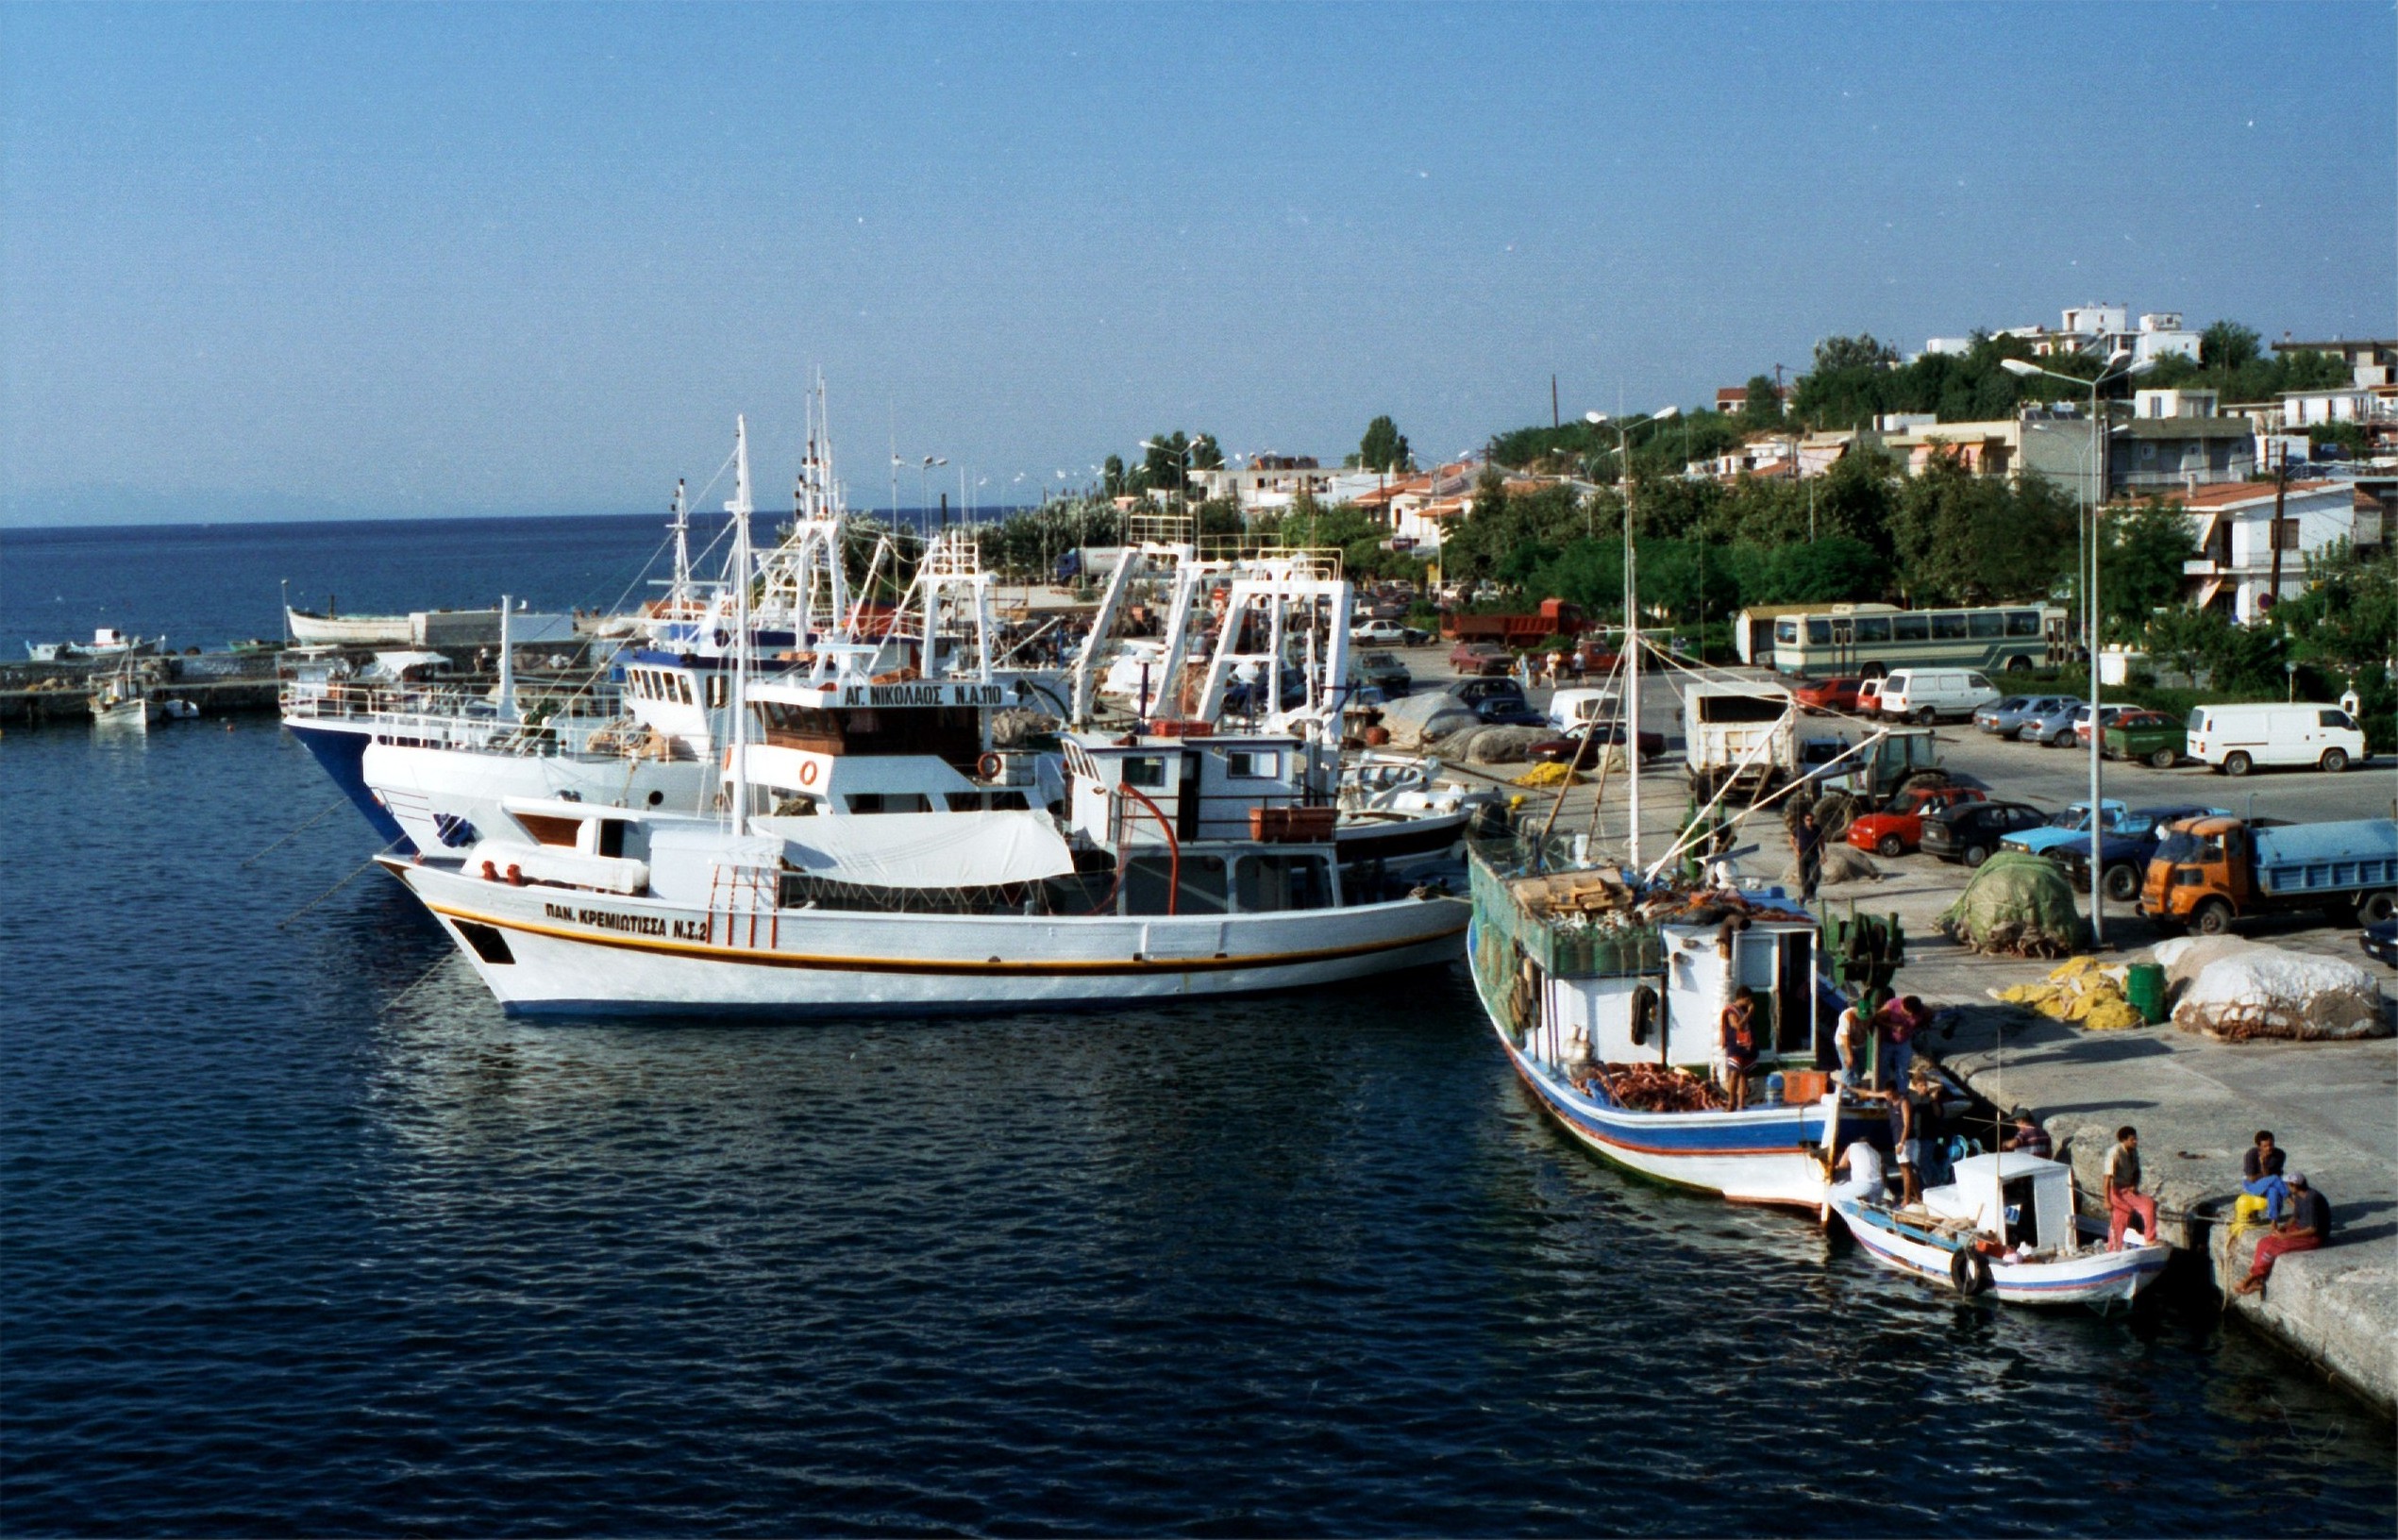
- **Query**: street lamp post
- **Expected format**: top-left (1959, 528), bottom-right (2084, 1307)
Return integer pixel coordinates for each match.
top-left (1139, 439), bottom-right (1193, 525)
top-left (1584, 405), bottom-right (1679, 869)
top-left (2001, 351), bottom-right (2155, 946)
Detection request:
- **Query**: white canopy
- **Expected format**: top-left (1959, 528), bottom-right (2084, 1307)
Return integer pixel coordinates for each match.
top-left (757, 810), bottom-right (1075, 889)
top-left (364, 649), bottom-right (453, 678)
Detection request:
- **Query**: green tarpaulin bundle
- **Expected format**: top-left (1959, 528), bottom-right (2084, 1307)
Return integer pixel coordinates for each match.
top-left (1935, 851), bottom-right (2091, 958)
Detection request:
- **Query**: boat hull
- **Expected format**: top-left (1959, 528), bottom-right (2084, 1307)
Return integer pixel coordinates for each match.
top-left (385, 858), bottom-right (1470, 1017)
top-left (285, 720), bottom-right (411, 847)
top-left (1833, 1199), bottom-right (2169, 1307)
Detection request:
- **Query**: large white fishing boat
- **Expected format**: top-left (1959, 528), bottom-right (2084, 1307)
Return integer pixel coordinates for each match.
top-left (30, 627), bottom-right (162, 662)
top-left (377, 427), bottom-right (1469, 1014)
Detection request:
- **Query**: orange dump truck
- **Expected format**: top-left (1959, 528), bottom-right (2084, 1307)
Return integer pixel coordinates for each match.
top-left (2138, 814), bottom-right (2398, 935)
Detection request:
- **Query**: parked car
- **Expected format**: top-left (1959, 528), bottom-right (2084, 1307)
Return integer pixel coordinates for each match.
top-left (2363, 917), bottom-right (2398, 968)
top-left (1844, 784), bottom-right (1989, 858)
top-left (1547, 685), bottom-right (1623, 731)
top-left (2187, 702), bottom-right (2367, 776)
top-left (1794, 677), bottom-right (1867, 715)
top-left (1975, 694), bottom-right (2072, 736)
top-left (1473, 696), bottom-right (1550, 728)
top-left (1354, 650), bottom-right (1413, 698)
top-left (2013, 698), bottom-right (2080, 744)
top-left (2001, 800), bottom-right (2131, 859)
top-left (2031, 702), bottom-right (2121, 748)
top-left (1527, 719), bottom-right (1667, 764)
top-left (1854, 677), bottom-right (1886, 717)
top-left (1875, 667), bottom-right (2004, 724)
top-left (1353, 617), bottom-right (1429, 647)
top-left (2051, 803), bottom-right (2231, 901)
top-left (2102, 709), bottom-right (2186, 767)
top-left (2073, 706), bottom-right (2142, 749)
top-left (1449, 641), bottom-right (1514, 677)
top-left (1568, 637), bottom-right (1624, 677)
top-left (1449, 677), bottom-right (1527, 711)
top-left (1921, 801), bottom-right (2052, 867)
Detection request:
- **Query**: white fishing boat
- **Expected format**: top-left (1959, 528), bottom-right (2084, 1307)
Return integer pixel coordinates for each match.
top-left (1831, 1153), bottom-right (2170, 1308)
top-left (89, 665), bottom-right (159, 728)
top-left (30, 627), bottom-right (162, 662)
top-left (378, 422), bottom-right (1467, 1014)
top-left (284, 605), bottom-right (414, 646)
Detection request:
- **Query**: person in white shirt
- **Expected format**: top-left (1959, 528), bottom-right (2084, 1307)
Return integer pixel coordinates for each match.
top-left (1828, 1140), bottom-right (1886, 1205)
top-left (1835, 1003), bottom-right (1870, 1087)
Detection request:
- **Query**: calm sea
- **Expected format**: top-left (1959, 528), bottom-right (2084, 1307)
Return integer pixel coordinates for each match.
top-left (2, 517), bottom-right (2391, 1534)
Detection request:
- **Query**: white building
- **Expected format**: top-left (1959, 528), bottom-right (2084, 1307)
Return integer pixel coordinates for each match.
top-left (2167, 479), bottom-right (2373, 622)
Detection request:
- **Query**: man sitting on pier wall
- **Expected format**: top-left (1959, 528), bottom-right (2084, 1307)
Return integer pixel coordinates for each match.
top-left (2234, 1172), bottom-right (2331, 1297)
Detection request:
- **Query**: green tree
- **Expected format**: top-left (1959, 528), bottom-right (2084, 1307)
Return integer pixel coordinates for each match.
top-left (2097, 500), bottom-right (2200, 639)
top-left (1813, 334), bottom-right (1900, 374)
top-left (1189, 433), bottom-right (1225, 471)
top-left (1887, 449), bottom-right (2075, 603)
top-left (1358, 415), bottom-right (1413, 473)
top-left (1140, 431), bottom-right (1191, 490)
top-left (1101, 455), bottom-right (1126, 496)
top-left (1737, 374), bottom-right (1784, 429)
top-left (2199, 321), bottom-right (2261, 371)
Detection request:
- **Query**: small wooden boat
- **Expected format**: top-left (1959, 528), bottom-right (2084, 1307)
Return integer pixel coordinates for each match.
top-left (90, 671), bottom-right (159, 729)
top-left (1831, 1151), bottom-right (2169, 1309)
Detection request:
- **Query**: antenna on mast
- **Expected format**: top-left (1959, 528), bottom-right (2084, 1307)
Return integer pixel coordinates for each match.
top-left (725, 416), bottom-right (754, 837)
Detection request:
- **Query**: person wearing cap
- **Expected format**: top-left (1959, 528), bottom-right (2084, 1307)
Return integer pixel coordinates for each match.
top-left (2234, 1172), bottom-right (2332, 1296)
top-left (2105, 1126), bottom-right (2158, 1251)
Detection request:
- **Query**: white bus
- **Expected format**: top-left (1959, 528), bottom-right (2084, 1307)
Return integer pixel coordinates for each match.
top-left (1758, 602), bottom-right (2069, 678)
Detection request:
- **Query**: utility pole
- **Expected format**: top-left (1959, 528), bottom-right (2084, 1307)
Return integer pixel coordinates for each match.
top-left (1551, 375), bottom-right (1560, 430)
top-left (2267, 450), bottom-right (2290, 617)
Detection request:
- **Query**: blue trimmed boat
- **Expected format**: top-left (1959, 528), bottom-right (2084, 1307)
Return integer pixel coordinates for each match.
top-left (1466, 840), bottom-right (1895, 1211)
top-left (1832, 1152), bottom-right (2170, 1309)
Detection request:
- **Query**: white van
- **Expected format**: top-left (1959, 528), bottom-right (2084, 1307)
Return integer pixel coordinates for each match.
top-left (1546, 686), bottom-right (1622, 731)
top-left (1876, 668), bottom-right (2002, 724)
top-left (2187, 703), bottom-right (2365, 775)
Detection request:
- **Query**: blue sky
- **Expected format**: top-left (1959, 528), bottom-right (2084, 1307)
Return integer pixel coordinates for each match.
top-left (3, 2), bottom-right (2391, 525)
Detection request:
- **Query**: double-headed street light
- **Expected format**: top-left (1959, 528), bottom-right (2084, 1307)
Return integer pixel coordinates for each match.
top-left (2001, 349), bottom-right (2156, 945)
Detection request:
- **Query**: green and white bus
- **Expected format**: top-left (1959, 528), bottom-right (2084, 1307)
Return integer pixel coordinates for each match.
top-left (1747, 602), bottom-right (2069, 678)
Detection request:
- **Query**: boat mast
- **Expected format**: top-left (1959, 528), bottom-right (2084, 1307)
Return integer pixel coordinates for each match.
top-left (1623, 471), bottom-right (1641, 871)
top-left (728, 416), bottom-right (753, 837)
top-left (668, 478), bottom-right (692, 615)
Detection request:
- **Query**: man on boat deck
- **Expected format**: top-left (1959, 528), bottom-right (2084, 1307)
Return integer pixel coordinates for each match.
top-left (2233, 1172), bottom-right (2330, 1297)
top-left (1719, 986), bottom-right (1759, 1112)
top-left (2105, 1127), bottom-right (2158, 1251)
top-left (1828, 1139), bottom-right (1885, 1205)
top-left (1834, 1001), bottom-right (1869, 1087)
top-left (1873, 996), bottom-right (1929, 1090)
top-left (1889, 1066), bottom-right (1937, 1205)
top-left (1792, 812), bottom-right (1823, 903)
top-left (2004, 1113), bottom-right (2052, 1159)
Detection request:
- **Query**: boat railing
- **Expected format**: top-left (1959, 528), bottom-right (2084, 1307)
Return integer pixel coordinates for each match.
top-left (1467, 842), bottom-right (1664, 980)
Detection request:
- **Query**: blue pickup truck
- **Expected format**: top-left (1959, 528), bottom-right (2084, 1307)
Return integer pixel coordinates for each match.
top-left (2049, 803), bottom-right (2228, 901)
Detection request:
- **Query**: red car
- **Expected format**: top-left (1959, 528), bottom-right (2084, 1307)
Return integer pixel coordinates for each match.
top-left (1449, 642), bottom-right (1515, 677)
top-left (1845, 784), bottom-right (1988, 858)
top-left (1793, 677), bottom-right (1866, 714)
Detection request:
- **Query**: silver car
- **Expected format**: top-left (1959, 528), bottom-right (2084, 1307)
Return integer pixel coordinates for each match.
top-left (1976, 694), bottom-right (2071, 735)
top-left (2016, 699), bottom-right (2088, 745)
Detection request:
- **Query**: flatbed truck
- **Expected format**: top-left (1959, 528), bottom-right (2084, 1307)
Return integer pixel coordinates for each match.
top-left (2138, 814), bottom-right (2398, 935)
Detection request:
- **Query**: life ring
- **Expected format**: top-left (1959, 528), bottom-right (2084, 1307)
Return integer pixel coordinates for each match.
top-left (1949, 1247), bottom-right (1993, 1297)
top-left (978, 752), bottom-right (1004, 782)
top-left (797, 757), bottom-right (821, 787)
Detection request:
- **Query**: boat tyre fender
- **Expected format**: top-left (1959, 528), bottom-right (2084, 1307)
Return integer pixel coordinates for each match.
top-left (977, 751), bottom-right (1004, 782)
top-left (1950, 1247), bottom-right (1993, 1297)
top-left (1629, 984), bottom-right (1659, 1046)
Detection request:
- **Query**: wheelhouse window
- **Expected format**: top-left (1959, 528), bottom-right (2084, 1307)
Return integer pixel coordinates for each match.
top-left (1122, 756), bottom-right (1168, 789)
top-left (1235, 854), bottom-right (1332, 912)
top-left (1124, 854), bottom-right (1229, 915)
top-left (1225, 749), bottom-right (1282, 779)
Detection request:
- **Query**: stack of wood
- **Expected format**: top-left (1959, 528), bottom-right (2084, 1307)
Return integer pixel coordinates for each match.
top-left (1510, 870), bottom-right (1634, 917)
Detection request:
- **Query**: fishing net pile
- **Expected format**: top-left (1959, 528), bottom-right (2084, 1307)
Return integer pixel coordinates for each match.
top-left (988, 708), bottom-right (1059, 747)
top-left (2159, 941), bottom-right (2389, 1042)
top-left (1779, 843), bottom-right (1882, 887)
top-left (1575, 1062), bottom-right (1729, 1113)
top-left (1511, 762), bottom-right (1583, 789)
top-left (1446, 726), bottom-right (1551, 764)
top-left (1934, 852), bottom-right (2090, 957)
top-left (1992, 955), bottom-right (2144, 1031)
top-left (1379, 693), bottom-right (1479, 751)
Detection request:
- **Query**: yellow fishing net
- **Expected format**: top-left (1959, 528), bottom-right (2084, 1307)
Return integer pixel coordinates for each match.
top-left (1994, 956), bottom-right (2143, 1030)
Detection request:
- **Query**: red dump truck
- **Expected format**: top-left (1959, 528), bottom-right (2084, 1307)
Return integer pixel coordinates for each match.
top-left (1439, 597), bottom-right (1584, 646)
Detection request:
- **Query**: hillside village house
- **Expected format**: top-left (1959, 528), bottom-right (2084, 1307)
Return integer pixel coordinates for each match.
top-left (2160, 478), bottom-right (2386, 622)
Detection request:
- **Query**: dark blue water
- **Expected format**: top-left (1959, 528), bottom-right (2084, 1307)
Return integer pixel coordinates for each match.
top-left (4, 520), bottom-right (2393, 1534)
